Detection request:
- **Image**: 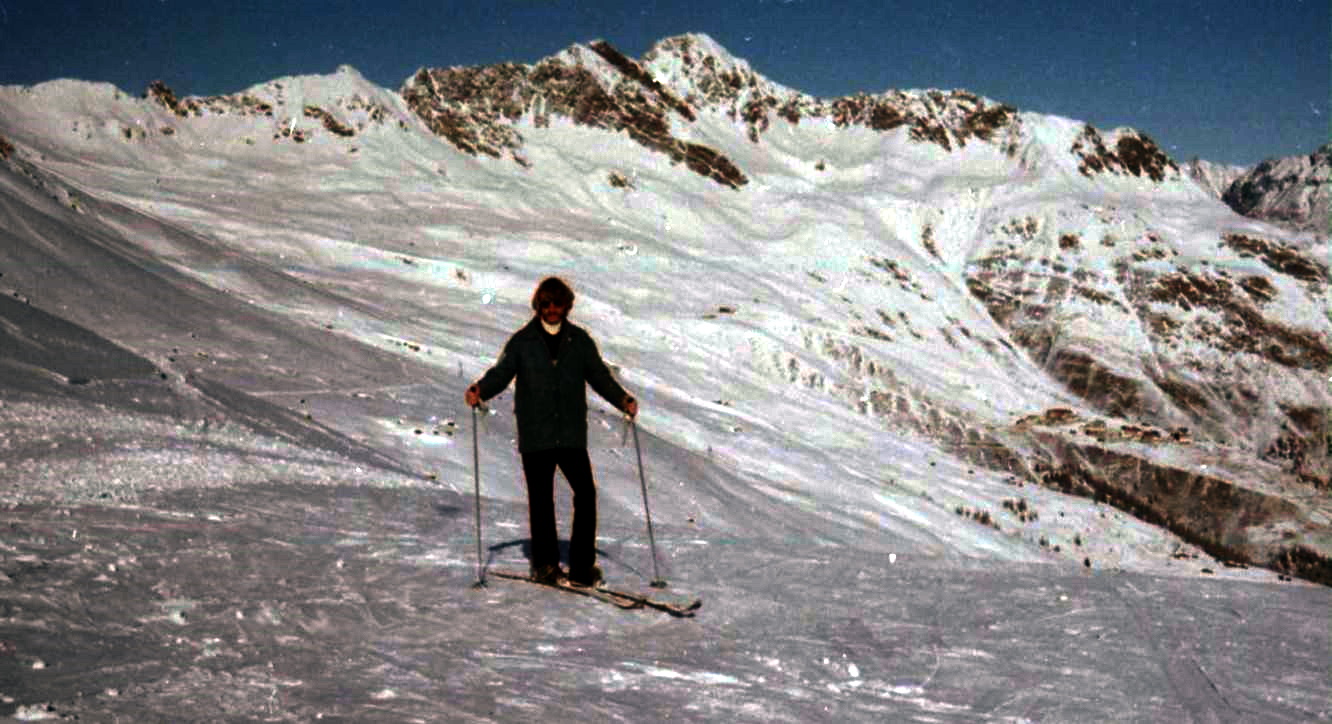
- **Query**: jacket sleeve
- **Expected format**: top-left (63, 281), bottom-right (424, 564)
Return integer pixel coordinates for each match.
top-left (583, 335), bottom-right (629, 411)
top-left (475, 336), bottom-right (520, 401)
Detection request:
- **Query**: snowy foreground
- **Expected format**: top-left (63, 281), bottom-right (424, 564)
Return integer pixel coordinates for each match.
top-left (1, 38), bottom-right (1330, 720)
top-left (1, 401), bottom-right (1328, 722)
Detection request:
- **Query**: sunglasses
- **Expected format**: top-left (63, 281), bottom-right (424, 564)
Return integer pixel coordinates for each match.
top-left (538, 299), bottom-right (567, 309)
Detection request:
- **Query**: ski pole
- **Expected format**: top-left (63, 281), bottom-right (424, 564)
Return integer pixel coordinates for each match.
top-left (472, 403), bottom-right (486, 588)
top-left (630, 418), bottom-right (667, 588)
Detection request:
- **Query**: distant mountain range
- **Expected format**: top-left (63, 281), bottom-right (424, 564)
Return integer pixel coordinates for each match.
top-left (1185, 145), bottom-right (1329, 237)
top-left (1226, 145), bottom-right (1329, 236)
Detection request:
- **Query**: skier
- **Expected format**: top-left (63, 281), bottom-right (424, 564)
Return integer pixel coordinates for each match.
top-left (465, 276), bottom-right (638, 587)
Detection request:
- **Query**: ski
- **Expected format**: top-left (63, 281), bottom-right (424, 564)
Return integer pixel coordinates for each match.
top-left (490, 569), bottom-right (701, 618)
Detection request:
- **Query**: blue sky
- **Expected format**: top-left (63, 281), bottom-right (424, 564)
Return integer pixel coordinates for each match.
top-left (0, 0), bottom-right (1325, 166)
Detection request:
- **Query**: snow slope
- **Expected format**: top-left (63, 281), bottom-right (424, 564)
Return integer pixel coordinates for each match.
top-left (0, 34), bottom-right (1328, 721)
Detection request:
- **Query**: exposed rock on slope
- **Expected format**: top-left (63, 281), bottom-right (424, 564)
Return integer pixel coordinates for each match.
top-left (401, 42), bottom-right (748, 187)
top-left (961, 203), bottom-right (1329, 582)
top-left (1071, 124), bottom-right (1181, 182)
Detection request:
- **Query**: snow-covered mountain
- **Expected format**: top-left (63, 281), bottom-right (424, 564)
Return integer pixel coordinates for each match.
top-left (1222, 143), bottom-right (1330, 237)
top-left (1, 32), bottom-right (1330, 720)
top-left (1, 33), bottom-right (1328, 581)
top-left (1187, 145), bottom-right (1331, 239)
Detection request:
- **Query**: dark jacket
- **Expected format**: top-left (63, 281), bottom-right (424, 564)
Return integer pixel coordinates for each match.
top-left (476, 317), bottom-right (629, 453)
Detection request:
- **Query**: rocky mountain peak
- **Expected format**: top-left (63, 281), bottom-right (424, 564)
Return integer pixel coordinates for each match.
top-left (401, 39), bottom-right (749, 187)
top-left (1222, 143), bottom-right (1330, 237)
top-left (639, 33), bottom-right (1028, 153)
top-left (640, 33), bottom-right (790, 106)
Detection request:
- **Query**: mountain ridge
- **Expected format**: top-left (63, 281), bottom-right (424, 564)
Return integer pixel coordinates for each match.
top-left (6, 32), bottom-right (1299, 201)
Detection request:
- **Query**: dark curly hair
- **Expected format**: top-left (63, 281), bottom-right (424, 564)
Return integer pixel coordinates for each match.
top-left (531, 276), bottom-right (576, 313)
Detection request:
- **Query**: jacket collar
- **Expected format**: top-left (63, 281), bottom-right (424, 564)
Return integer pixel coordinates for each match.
top-left (523, 315), bottom-right (574, 337)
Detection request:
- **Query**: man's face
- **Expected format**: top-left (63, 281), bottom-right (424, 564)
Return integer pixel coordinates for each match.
top-left (539, 298), bottom-right (569, 325)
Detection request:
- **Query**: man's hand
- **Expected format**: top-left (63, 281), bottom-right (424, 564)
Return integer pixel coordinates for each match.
top-left (623, 395), bottom-right (638, 419)
top-left (464, 384), bottom-right (482, 408)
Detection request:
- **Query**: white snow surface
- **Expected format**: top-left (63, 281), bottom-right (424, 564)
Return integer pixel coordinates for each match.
top-left (0, 51), bottom-right (1328, 721)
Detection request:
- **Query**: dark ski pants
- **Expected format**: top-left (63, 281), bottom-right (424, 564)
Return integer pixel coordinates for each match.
top-left (520, 447), bottom-right (597, 573)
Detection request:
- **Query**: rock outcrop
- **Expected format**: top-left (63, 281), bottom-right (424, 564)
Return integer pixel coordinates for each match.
top-left (401, 42), bottom-right (748, 187)
top-left (1071, 124), bottom-right (1181, 182)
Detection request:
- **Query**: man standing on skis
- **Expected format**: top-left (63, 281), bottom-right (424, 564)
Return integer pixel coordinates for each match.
top-left (465, 276), bottom-right (638, 587)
